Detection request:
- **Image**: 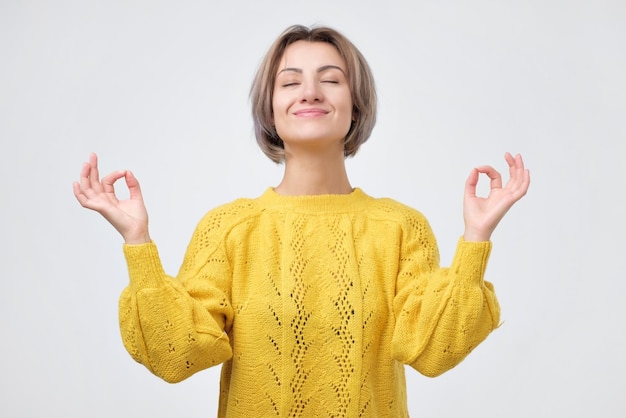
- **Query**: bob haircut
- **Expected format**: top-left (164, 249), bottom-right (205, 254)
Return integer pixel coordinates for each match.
top-left (250, 25), bottom-right (377, 164)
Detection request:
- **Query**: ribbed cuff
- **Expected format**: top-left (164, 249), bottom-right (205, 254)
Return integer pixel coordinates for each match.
top-left (122, 241), bottom-right (167, 291)
top-left (449, 237), bottom-right (492, 285)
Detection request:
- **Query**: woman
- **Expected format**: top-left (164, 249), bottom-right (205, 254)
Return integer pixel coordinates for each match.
top-left (73, 24), bottom-right (530, 417)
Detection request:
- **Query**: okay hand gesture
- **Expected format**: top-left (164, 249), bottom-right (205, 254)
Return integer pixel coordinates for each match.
top-left (73, 153), bottom-right (151, 244)
top-left (462, 152), bottom-right (530, 242)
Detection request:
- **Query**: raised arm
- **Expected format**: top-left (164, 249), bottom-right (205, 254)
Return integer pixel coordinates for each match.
top-left (74, 153), bottom-right (233, 382)
top-left (392, 154), bottom-right (529, 376)
top-left (463, 152), bottom-right (530, 242)
top-left (73, 152), bottom-right (151, 244)
top-left (392, 215), bottom-right (500, 377)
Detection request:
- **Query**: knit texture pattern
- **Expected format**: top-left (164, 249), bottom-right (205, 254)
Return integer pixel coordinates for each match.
top-left (119, 187), bottom-right (500, 417)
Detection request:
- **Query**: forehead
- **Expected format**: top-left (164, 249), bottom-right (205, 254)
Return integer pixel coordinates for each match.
top-left (277, 40), bottom-right (346, 71)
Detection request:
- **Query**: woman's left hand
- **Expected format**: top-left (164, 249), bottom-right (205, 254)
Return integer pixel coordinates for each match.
top-left (462, 152), bottom-right (530, 242)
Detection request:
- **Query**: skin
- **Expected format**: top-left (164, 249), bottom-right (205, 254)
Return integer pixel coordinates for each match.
top-left (73, 154), bottom-right (151, 244)
top-left (463, 152), bottom-right (530, 241)
top-left (73, 41), bottom-right (530, 243)
top-left (272, 41), bottom-right (354, 196)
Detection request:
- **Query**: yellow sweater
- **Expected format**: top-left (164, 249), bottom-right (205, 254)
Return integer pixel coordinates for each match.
top-left (119, 187), bottom-right (500, 417)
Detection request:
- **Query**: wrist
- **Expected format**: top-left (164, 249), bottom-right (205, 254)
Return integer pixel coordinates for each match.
top-left (463, 229), bottom-right (491, 242)
top-left (122, 228), bottom-right (151, 245)
top-left (124, 236), bottom-right (151, 245)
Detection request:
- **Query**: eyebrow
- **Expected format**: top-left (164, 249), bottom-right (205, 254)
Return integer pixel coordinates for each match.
top-left (277, 65), bottom-right (346, 75)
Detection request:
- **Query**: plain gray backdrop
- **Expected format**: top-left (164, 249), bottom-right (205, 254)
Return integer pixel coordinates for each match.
top-left (1, 0), bottom-right (624, 416)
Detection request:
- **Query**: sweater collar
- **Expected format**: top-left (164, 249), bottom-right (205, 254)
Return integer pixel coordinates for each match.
top-left (258, 187), bottom-right (371, 213)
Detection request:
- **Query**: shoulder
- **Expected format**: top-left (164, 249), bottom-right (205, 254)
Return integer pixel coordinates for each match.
top-left (363, 192), bottom-right (430, 226)
top-left (359, 192), bottom-right (436, 244)
top-left (193, 194), bottom-right (264, 238)
top-left (363, 194), bottom-right (438, 253)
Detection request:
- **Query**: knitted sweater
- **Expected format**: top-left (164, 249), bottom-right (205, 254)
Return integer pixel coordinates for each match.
top-left (119, 187), bottom-right (500, 417)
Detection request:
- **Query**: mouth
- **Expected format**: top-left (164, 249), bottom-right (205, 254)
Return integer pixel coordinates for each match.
top-left (293, 108), bottom-right (329, 117)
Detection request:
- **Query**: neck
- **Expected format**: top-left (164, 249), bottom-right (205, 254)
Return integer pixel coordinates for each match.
top-left (275, 147), bottom-right (352, 196)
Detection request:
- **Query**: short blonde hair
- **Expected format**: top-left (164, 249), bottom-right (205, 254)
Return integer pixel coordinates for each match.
top-left (250, 25), bottom-right (377, 163)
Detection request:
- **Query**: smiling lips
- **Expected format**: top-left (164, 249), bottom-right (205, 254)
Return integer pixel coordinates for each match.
top-left (293, 108), bottom-right (329, 117)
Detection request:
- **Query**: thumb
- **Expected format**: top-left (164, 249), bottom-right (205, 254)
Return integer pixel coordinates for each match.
top-left (464, 168), bottom-right (479, 198)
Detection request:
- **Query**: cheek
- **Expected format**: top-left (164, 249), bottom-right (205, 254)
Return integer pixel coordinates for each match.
top-left (271, 93), bottom-right (289, 118)
top-left (271, 98), bottom-right (287, 134)
top-left (338, 90), bottom-right (353, 115)
top-left (341, 98), bottom-right (355, 124)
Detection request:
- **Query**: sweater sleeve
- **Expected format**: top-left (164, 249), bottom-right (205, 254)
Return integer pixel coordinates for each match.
top-left (391, 213), bottom-right (500, 377)
top-left (118, 230), bottom-right (234, 383)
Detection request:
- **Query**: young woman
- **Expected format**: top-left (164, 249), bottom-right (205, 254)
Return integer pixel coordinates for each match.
top-left (73, 24), bottom-right (530, 417)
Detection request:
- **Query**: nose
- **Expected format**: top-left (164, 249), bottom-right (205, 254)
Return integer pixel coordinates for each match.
top-left (300, 80), bottom-right (323, 103)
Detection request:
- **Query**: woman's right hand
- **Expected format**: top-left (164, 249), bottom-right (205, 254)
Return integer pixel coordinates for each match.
top-left (73, 153), bottom-right (151, 244)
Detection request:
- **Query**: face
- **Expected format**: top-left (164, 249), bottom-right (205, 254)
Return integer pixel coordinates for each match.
top-left (272, 41), bottom-right (353, 154)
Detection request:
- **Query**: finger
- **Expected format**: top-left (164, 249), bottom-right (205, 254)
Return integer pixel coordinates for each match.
top-left (515, 158), bottom-right (531, 198)
top-left (505, 152), bottom-right (519, 177)
top-left (504, 152), bottom-right (516, 168)
top-left (73, 179), bottom-right (102, 210)
top-left (79, 161), bottom-right (94, 193)
top-left (464, 168), bottom-right (480, 197)
top-left (77, 153), bottom-right (100, 193)
top-left (88, 152), bottom-right (103, 191)
top-left (505, 153), bottom-right (530, 196)
top-left (474, 165), bottom-right (503, 190)
top-left (515, 154), bottom-right (530, 186)
top-left (124, 171), bottom-right (144, 200)
top-left (73, 181), bottom-right (88, 206)
top-left (101, 170), bottom-right (128, 196)
top-left (502, 153), bottom-right (519, 189)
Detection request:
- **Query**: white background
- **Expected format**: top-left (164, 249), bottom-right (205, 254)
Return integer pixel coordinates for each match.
top-left (1, 0), bottom-right (624, 417)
